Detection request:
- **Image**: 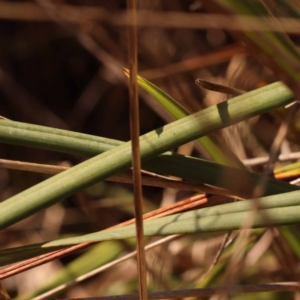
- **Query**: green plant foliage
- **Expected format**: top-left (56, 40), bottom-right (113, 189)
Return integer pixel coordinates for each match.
top-left (0, 120), bottom-right (297, 197)
top-left (125, 69), bottom-right (244, 168)
top-left (2, 189), bottom-right (300, 265)
top-left (0, 82), bottom-right (295, 231)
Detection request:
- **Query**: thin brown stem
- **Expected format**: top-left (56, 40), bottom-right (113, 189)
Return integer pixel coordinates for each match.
top-left (0, 158), bottom-right (240, 196)
top-left (0, 194), bottom-right (223, 280)
top-left (195, 79), bottom-right (246, 96)
top-left (200, 232), bottom-right (233, 281)
top-left (127, 1), bottom-right (148, 299)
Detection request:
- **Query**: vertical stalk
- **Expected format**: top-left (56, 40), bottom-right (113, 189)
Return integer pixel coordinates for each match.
top-left (127, 1), bottom-right (148, 299)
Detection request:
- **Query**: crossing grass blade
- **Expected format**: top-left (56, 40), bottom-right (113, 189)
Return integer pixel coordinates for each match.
top-left (2, 189), bottom-right (300, 266)
top-left (0, 82), bottom-right (296, 231)
top-left (124, 68), bottom-right (244, 169)
top-left (0, 120), bottom-right (296, 196)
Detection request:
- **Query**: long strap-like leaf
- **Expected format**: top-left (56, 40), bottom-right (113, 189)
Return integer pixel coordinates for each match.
top-left (0, 120), bottom-right (296, 196)
top-left (0, 82), bottom-right (295, 230)
top-left (1, 189), bottom-right (300, 266)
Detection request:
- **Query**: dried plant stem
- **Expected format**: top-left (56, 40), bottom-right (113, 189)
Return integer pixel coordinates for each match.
top-left (195, 79), bottom-right (246, 96)
top-left (200, 232), bottom-right (233, 281)
top-left (140, 44), bottom-right (244, 80)
top-left (127, 1), bottom-right (148, 298)
top-left (0, 159), bottom-right (69, 174)
top-left (243, 151), bottom-right (300, 167)
top-left (0, 159), bottom-right (238, 196)
top-left (0, 194), bottom-right (220, 279)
